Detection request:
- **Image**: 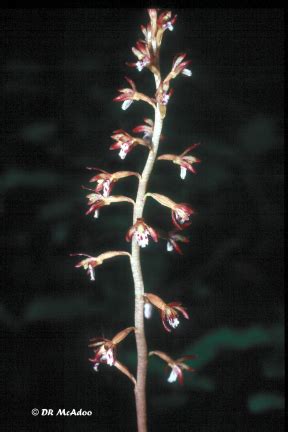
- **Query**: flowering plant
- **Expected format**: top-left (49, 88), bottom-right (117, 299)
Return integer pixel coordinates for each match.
top-left (71, 9), bottom-right (200, 431)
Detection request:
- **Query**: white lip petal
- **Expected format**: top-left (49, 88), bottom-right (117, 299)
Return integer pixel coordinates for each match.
top-left (135, 230), bottom-right (149, 248)
top-left (144, 303), bottom-right (153, 319)
top-left (136, 61), bottom-right (144, 71)
top-left (93, 363), bottom-right (100, 372)
top-left (103, 180), bottom-right (110, 197)
top-left (167, 241), bottom-right (174, 252)
top-left (122, 99), bottom-right (133, 111)
top-left (167, 369), bottom-right (178, 383)
top-left (168, 317), bottom-right (180, 328)
top-left (182, 68), bottom-right (192, 77)
top-left (180, 166), bottom-right (187, 179)
top-left (88, 265), bottom-right (95, 281)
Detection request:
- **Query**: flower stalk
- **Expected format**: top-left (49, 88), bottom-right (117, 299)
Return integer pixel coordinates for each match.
top-left (131, 90), bottom-right (163, 432)
top-left (71, 8), bottom-right (198, 432)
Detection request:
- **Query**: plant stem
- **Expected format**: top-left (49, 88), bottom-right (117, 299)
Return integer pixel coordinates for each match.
top-left (131, 79), bottom-right (163, 431)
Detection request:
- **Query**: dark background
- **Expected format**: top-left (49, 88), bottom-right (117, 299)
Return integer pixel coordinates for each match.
top-left (0, 8), bottom-right (284, 432)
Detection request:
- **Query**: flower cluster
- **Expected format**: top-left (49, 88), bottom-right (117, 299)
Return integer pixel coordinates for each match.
top-left (71, 8), bottom-right (199, 397)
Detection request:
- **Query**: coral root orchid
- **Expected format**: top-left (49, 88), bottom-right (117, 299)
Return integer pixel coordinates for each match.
top-left (158, 143), bottom-right (201, 179)
top-left (70, 251), bottom-right (131, 281)
top-left (144, 293), bottom-right (189, 332)
top-left (89, 327), bottom-right (135, 376)
top-left (126, 218), bottom-right (158, 248)
top-left (86, 168), bottom-right (140, 197)
top-left (164, 53), bottom-right (192, 86)
top-left (114, 76), bottom-right (156, 110)
top-left (146, 192), bottom-right (195, 230)
top-left (71, 8), bottom-right (203, 432)
top-left (158, 229), bottom-right (190, 254)
top-left (149, 351), bottom-right (196, 385)
top-left (110, 129), bottom-right (151, 160)
top-left (85, 194), bottom-right (135, 219)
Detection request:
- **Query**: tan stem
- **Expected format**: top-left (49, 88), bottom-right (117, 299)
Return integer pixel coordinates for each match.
top-left (131, 71), bottom-right (163, 431)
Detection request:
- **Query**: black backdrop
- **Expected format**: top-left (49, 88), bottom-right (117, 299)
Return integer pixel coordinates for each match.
top-left (0, 8), bottom-right (284, 432)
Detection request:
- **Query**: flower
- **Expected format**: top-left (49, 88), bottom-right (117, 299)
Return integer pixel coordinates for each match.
top-left (149, 350), bottom-right (196, 385)
top-left (146, 192), bottom-right (195, 230)
top-left (132, 118), bottom-right (154, 139)
top-left (113, 77), bottom-right (137, 110)
top-left (156, 82), bottom-right (174, 106)
top-left (113, 77), bottom-right (156, 111)
top-left (70, 251), bottom-right (131, 281)
top-left (158, 229), bottom-right (189, 255)
top-left (85, 193), bottom-right (134, 219)
top-left (89, 327), bottom-right (135, 375)
top-left (86, 168), bottom-right (140, 198)
top-left (144, 293), bottom-right (189, 332)
top-left (127, 40), bottom-right (152, 72)
top-left (172, 203), bottom-right (195, 230)
top-left (132, 118), bottom-right (165, 142)
top-left (158, 143), bottom-right (201, 179)
top-left (157, 10), bottom-right (177, 32)
top-left (143, 9), bottom-right (177, 49)
top-left (171, 53), bottom-right (192, 77)
top-left (163, 53), bottom-right (192, 88)
top-left (110, 129), bottom-right (151, 160)
top-left (126, 218), bottom-right (158, 248)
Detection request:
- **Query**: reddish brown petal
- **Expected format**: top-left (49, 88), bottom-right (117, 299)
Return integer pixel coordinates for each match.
top-left (174, 306), bottom-right (189, 320)
top-left (86, 203), bottom-right (103, 216)
top-left (112, 327), bottom-right (135, 345)
top-left (126, 225), bottom-right (136, 242)
top-left (176, 367), bottom-right (184, 385)
top-left (112, 171), bottom-right (141, 181)
top-left (109, 142), bottom-right (122, 150)
top-left (86, 167), bottom-right (109, 174)
top-left (170, 232), bottom-right (190, 243)
top-left (157, 153), bottom-right (177, 162)
top-left (147, 225), bottom-right (158, 242)
top-left (180, 160), bottom-right (197, 174)
top-left (96, 251), bottom-right (131, 265)
top-left (70, 253), bottom-right (92, 258)
top-left (114, 360), bottom-right (136, 385)
top-left (172, 53), bottom-right (187, 69)
top-left (149, 350), bottom-right (174, 365)
top-left (113, 94), bottom-right (128, 102)
top-left (172, 209), bottom-right (183, 230)
top-left (145, 293), bottom-right (166, 310)
top-left (180, 143), bottom-right (200, 157)
top-left (161, 311), bottom-right (172, 333)
top-left (124, 76), bottom-right (136, 91)
top-left (146, 192), bottom-right (177, 210)
top-left (176, 354), bottom-right (197, 363)
top-left (169, 239), bottom-right (184, 255)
